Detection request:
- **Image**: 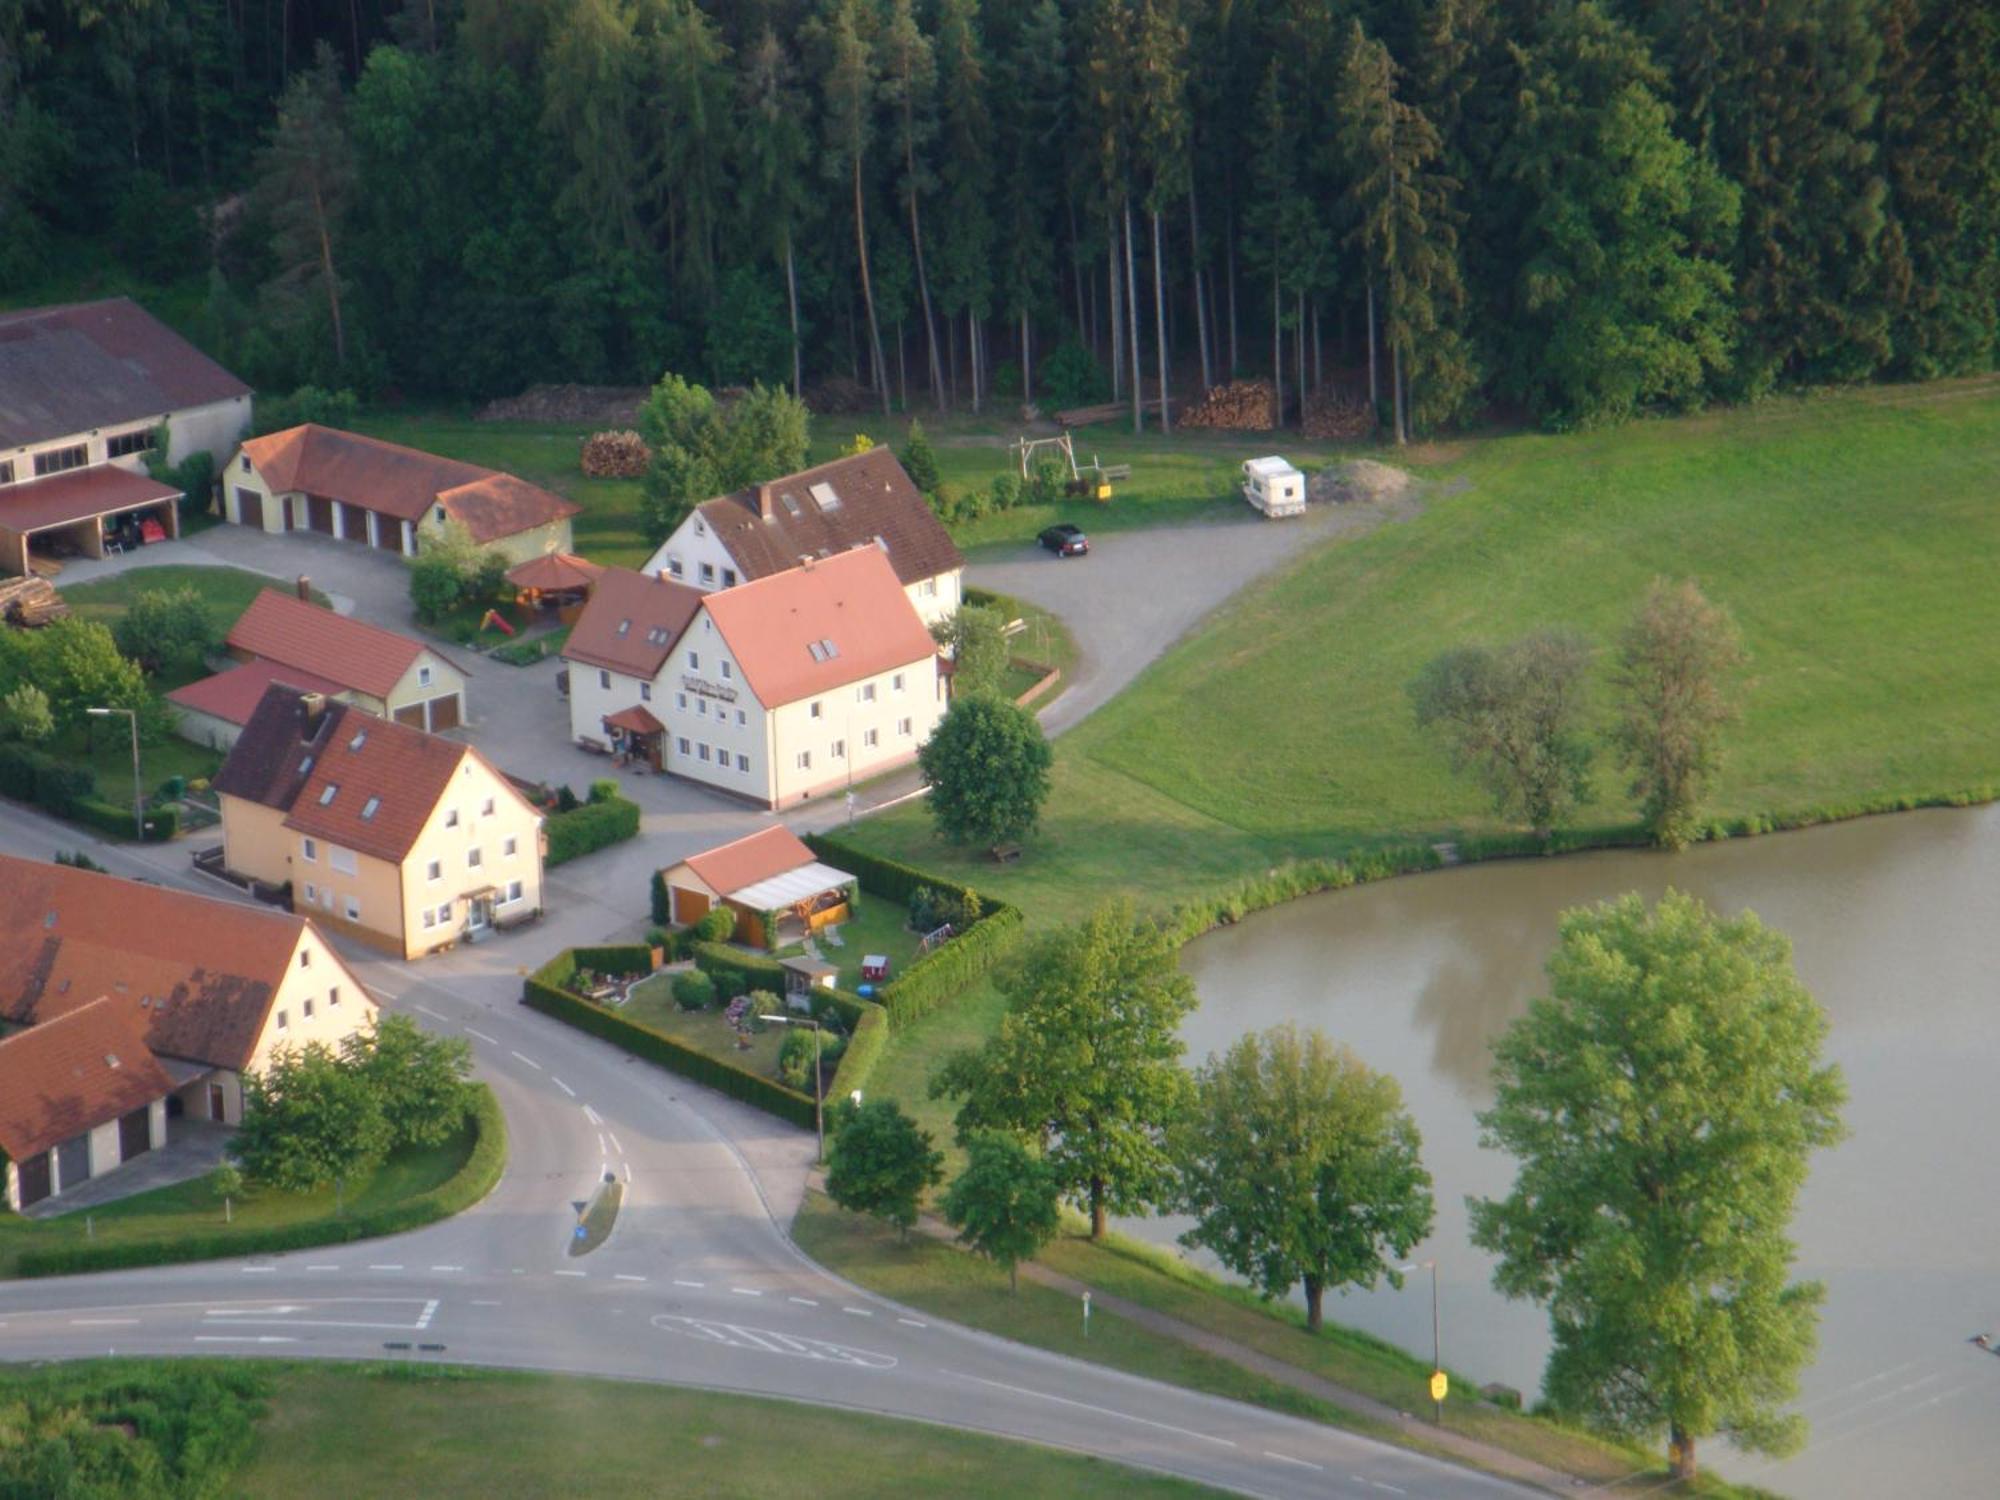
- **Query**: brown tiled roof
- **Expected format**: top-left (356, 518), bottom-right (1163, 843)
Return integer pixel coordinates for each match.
top-left (0, 465), bottom-right (182, 533)
top-left (0, 996), bottom-right (173, 1161)
top-left (506, 552), bottom-right (604, 592)
top-left (212, 683), bottom-right (344, 811)
top-left (0, 297), bottom-right (249, 448)
top-left (562, 566), bottom-right (704, 679)
top-left (167, 658), bottom-right (347, 729)
top-left (226, 589), bottom-right (448, 701)
top-left (0, 854), bottom-right (318, 1072)
top-left (693, 449), bottom-right (962, 588)
top-left (701, 546), bottom-right (937, 708)
top-left (437, 472), bottom-right (580, 544)
top-left (676, 825), bottom-right (817, 899)
top-left (603, 703), bottom-right (664, 735)
top-left (237, 425), bottom-right (488, 523)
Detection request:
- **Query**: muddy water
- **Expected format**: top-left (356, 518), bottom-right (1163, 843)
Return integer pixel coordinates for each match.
top-left (1162, 805), bottom-right (2000, 1498)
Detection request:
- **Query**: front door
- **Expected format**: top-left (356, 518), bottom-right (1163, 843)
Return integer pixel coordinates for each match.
top-left (236, 488), bottom-right (264, 529)
top-left (467, 895), bottom-right (494, 933)
top-left (208, 1082), bottom-right (227, 1122)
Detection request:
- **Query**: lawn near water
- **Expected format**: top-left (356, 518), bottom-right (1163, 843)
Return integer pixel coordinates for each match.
top-left (839, 379), bottom-right (2000, 926)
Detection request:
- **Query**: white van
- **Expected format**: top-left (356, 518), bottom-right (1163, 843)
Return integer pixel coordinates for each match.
top-left (1242, 456), bottom-right (1306, 518)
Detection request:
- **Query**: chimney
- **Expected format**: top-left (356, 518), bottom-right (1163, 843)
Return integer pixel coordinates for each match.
top-left (299, 692), bottom-right (328, 736)
top-left (295, 573), bottom-right (312, 602)
top-left (756, 482), bottom-right (777, 520)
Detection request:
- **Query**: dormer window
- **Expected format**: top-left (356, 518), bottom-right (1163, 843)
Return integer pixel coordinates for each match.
top-left (318, 784), bottom-right (338, 806)
top-left (616, 619), bottom-right (631, 636)
top-left (810, 481), bottom-right (840, 511)
top-left (349, 729), bottom-right (367, 750)
top-left (361, 796), bottom-right (381, 820)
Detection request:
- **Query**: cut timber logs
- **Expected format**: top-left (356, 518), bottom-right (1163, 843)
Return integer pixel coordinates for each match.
top-left (1302, 389), bottom-right (1375, 441)
top-left (0, 575), bottom-right (68, 627)
top-left (1179, 380), bottom-right (1279, 431)
top-left (579, 429), bottom-right (651, 479)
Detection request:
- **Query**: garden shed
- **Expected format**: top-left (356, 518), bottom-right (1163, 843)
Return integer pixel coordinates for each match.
top-left (663, 825), bottom-right (856, 949)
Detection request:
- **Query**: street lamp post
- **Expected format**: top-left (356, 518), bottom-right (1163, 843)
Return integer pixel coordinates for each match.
top-left (759, 1012), bottom-right (824, 1163)
top-left (87, 706), bottom-right (141, 839)
top-left (1397, 1259), bottom-right (1444, 1425)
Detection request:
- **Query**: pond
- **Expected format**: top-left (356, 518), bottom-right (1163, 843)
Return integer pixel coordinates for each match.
top-left (1154, 803), bottom-right (2000, 1499)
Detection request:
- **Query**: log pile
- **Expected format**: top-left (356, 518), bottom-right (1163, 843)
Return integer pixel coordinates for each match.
top-left (579, 429), bottom-right (652, 479)
top-left (1179, 380), bottom-right (1278, 431)
top-left (0, 576), bottom-right (68, 627)
top-left (1302, 389), bottom-right (1375, 441)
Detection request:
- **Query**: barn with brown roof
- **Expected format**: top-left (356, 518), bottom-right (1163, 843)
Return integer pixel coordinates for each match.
top-left (224, 423), bottom-right (580, 563)
top-left (0, 853), bottom-right (378, 1208)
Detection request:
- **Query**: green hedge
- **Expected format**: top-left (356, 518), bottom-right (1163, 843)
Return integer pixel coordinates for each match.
top-left (572, 943), bottom-right (654, 977)
top-left (71, 796), bottom-right (179, 842)
top-left (544, 795), bottom-right (640, 867)
top-left (14, 1085), bottom-right (506, 1278)
top-left (688, 940), bottom-right (788, 998)
top-left (875, 905), bottom-right (1025, 1024)
top-left (522, 968), bottom-right (817, 1129)
top-left (802, 832), bottom-right (1004, 917)
top-left (828, 1001), bottom-right (889, 1102)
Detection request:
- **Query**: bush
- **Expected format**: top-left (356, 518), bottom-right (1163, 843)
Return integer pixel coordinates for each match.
top-left (556, 784), bottom-right (581, 813)
top-left (778, 1026), bottom-right (820, 1091)
top-left (408, 551), bottom-right (463, 624)
top-left (253, 385), bottom-right (360, 437)
top-left (695, 903), bottom-right (738, 942)
top-left (544, 795), bottom-right (640, 866)
top-left (1039, 340), bottom-right (1110, 410)
top-left (650, 869), bottom-right (671, 926)
top-left (988, 471), bottom-right (1023, 513)
top-left (672, 970), bottom-right (717, 1011)
top-left (588, 777), bottom-right (620, 804)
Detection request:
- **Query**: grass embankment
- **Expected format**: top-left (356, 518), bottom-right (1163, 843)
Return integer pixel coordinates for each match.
top-left (0, 1088), bottom-right (503, 1277)
top-left (352, 408), bottom-right (1364, 567)
top-left (842, 380), bottom-right (2000, 927)
top-left (0, 1359), bottom-right (1229, 1499)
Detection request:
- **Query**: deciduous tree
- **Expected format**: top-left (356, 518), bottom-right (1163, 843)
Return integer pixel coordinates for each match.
top-left (637, 374), bottom-right (811, 543)
top-left (1471, 890), bottom-right (1846, 1481)
top-left (231, 1042), bottom-right (391, 1204)
top-left (1175, 1024), bottom-right (1434, 1334)
top-left (932, 901), bottom-right (1193, 1238)
top-left (825, 1097), bottom-right (943, 1240)
top-left (917, 694), bottom-right (1052, 849)
top-left (254, 43), bottom-right (356, 371)
top-left (928, 603), bottom-right (1007, 699)
top-left (1611, 578), bottom-right (1744, 849)
top-left (340, 1014), bottom-right (475, 1150)
top-left (113, 587), bottom-right (215, 679)
top-left (943, 1131), bottom-right (1063, 1293)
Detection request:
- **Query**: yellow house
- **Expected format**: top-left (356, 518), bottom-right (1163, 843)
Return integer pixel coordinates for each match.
top-left (0, 853), bottom-right (379, 1208)
top-left (215, 684), bottom-right (546, 958)
top-left (218, 586), bottom-right (470, 732)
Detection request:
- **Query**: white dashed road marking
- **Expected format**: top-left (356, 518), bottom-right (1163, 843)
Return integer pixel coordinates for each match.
top-left (673, 1279), bottom-right (704, 1288)
top-left (510, 1050), bottom-right (543, 1070)
top-left (731, 1287), bottom-right (762, 1297)
top-left (843, 1307), bottom-right (873, 1317)
top-left (555, 1270), bottom-right (586, 1278)
top-left (430, 1265), bottom-right (463, 1272)
top-left (305, 1264), bottom-right (340, 1272)
top-left (466, 1028), bottom-right (498, 1045)
top-left (788, 1297), bottom-right (818, 1307)
top-left (553, 1077), bottom-right (576, 1097)
top-left (72, 1318), bottom-right (138, 1326)
top-left (368, 1264), bottom-right (403, 1272)
top-left (950, 1373), bottom-right (1239, 1449)
top-left (608, 1132), bottom-right (623, 1155)
top-left (1264, 1451), bottom-right (1323, 1472)
top-left (414, 1004), bottom-right (448, 1022)
top-left (583, 1105), bottom-right (603, 1126)
top-left (615, 1274), bottom-right (646, 1283)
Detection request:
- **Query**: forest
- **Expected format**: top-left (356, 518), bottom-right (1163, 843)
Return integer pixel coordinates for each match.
top-left (3, 0), bottom-right (1996, 434)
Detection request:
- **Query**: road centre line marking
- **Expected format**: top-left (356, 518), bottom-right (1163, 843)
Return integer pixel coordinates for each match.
top-left (615, 1274), bottom-right (646, 1282)
top-left (466, 1028), bottom-right (498, 1045)
top-left (553, 1077), bottom-right (576, 1097)
top-left (1369, 1484), bottom-right (1406, 1495)
top-left (471, 1299), bottom-right (502, 1307)
top-left (430, 1265), bottom-right (463, 1272)
top-left (305, 1265), bottom-right (340, 1271)
top-left (555, 1270), bottom-right (586, 1278)
top-left (730, 1287), bottom-right (762, 1297)
top-left (368, 1264), bottom-right (403, 1271)
top-left (240, 1265), bottom-right (275, 1273)
top-left (788, 1297), bottom-right (818, 1307)
top-left (673, 1279), bottom-right (705, 1288)
top-left (71, 1318), bottom-right (139, 1326)
top-left (608, 1132), bottom-right (623, 1155)
top-left (414, 1004), bottom-right (447, 1021)
top-left (583, 1105), bottom-right (603, 1126)
top-left (898, 1318), bottom-right (927, 1328)
top-left (1263, 1451), bottom-right (1322, 1472)
top-left (950, 1372), bottom-right (1240, 1450)
top-left (596, 1133), bottom-right (606, 1156)
top-left (510, 1050), bottom-right (543, 1070)
top-left (195, 1335), bottom-right (297, 1344)
top-left (842, 1307), bottom-right (873, 1317)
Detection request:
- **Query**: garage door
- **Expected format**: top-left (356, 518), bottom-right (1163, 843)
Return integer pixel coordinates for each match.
top-left (16, 1150), bottom-right (51, 1208)
top-left (374, 517), bottom-right (405, 553)
top-left (339, 501), bottom-right (372, 543)
top-left (308, 494), bottom-right (336, 534)
top-left (425, 694), bottom-right (462, 732)
top-left (235, 488), bottom-right (263, 529)
top-left (55, 1133), bottom-right (90, 1189)
top-left (119, 1106), bottom-right (152, 1160)
top-left (672, 887), bottom-right (710, 925)
top-left (394, 704), bottom-right (426, 728)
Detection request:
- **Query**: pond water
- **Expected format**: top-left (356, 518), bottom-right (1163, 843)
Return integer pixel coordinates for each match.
top-left (1158, 804), bottom-right (2000, 1498)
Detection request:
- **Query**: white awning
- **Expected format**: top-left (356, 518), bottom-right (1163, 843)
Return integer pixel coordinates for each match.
top-left (728, 861), bottom-right (855, 910)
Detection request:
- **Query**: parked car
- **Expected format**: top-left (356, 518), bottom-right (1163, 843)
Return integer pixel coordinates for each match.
top-left (1038, 523), bottom-right (1089, 557)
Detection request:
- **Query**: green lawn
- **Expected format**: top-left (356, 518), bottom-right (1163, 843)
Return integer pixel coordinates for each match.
top-left (622, 976), bottom-right (789, 1078)
top-left (0, 1123), bottom-right (474, 1277)
top-left (61, 563), bottom-right (314, 653)
top-left (838, 379), bottom-right (2000, 927)
top-left (783, 898), bottom-right (925, 993)
top-left (65, 722), bottom-right (223, 811)
top-left (2, 1359), bottom-right (1230, 1500)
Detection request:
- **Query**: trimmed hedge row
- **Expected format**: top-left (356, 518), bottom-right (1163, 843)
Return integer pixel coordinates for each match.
top-left (876, 904), bottom-right (1024, 1024)
top-left (572, 943), bottom-right (654, 977)
top-left (14, 1085), bottom-right (506, 1278)
top-left (803, 832), bottom-right (1005, 917)
top-left (71, 796), bottom-right (179, 842)
top-left (828, 1001), bottom-right (888, 1102)
top-left (522, 970), bottom-right (818, 1129)
top-left (545, 795), bottom-right (640, 866)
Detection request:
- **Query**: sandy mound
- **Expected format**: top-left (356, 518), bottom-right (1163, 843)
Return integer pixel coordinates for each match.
top-left (1308, 458), bottom-right (1415, 505)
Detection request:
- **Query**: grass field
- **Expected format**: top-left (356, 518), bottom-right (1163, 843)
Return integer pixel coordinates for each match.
top-left (351, 407), bottom-right (1366, 566)
top-left (622, 977), bottom-right (789, 1078)
top-left (60, 563), bottom-right (297, 648)
top-left (0, 1122), bottom-right (473, 1276)
top-left (223, 1362), bottom-right (1229, 1498)
top-left (837, 380), bottom-right (2000, 926)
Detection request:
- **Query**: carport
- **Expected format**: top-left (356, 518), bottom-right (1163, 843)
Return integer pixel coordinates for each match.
top-left (0, 465), bottom-right (181, 576)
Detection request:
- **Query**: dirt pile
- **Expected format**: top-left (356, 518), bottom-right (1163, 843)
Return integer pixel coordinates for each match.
top-left (1180, 379), bottom-right (1278, 431)
top-left (1308, 458), bottom-right (1415, 505)
top-left (477, 385), bottom-right (647, 426)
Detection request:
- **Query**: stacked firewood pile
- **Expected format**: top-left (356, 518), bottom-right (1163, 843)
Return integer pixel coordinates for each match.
top-left (1302, 389), bottom-right (1375, 440)
top-left (0, 576), bottom-right (68, 627)
top-left (1179, 379), bottom-right (1278, 431)
top-left (803, 376), bottom-right (873, 414)
top-left (579, 430), bottom-right (652, 479)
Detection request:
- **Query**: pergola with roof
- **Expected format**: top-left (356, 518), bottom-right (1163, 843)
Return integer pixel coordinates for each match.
top-left (662, 826), bottom-right (857, 950)
top-left (601, 702), bottom-right (664, 769)
top-left (507, 551), bottom-right (604, 621)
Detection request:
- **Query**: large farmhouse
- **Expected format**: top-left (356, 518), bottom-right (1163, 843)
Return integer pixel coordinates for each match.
top-left (0, 297), bottom-right (251, 575)
top-left (639, 449), bottom-right (963, 628)
top-left (0, 854), bottom-right (378, 1211)
top-left (225, 424), bottom-right (580, 563)
top-left (566, 545), bottom-right (945, 808)
top-left (215, 686), bottom-right (546, 958)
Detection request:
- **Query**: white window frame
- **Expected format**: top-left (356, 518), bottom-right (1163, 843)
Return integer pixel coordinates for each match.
top-left (301, 837), bottom-right (318, 863)
top-left (344, 896), bottom-right (361, 921)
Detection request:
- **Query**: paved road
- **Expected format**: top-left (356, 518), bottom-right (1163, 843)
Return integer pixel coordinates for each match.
top-left (0, 793), bottom-right (1533, 1500)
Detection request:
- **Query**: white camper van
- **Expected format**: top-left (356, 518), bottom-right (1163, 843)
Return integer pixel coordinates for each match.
top-left (1242, 456), bottom-right (1306, 518)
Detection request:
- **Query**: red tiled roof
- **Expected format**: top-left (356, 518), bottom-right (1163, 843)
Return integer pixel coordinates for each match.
top-left (0, 465), bottom-right (181, 534)
top-left (237, 425), bottom-right (488, 523)
top-left (0, 996), bottom-right (173, 1161)
top-left (603, 704), bottom-right (664, 735)
top-left (676, 825), bottom-right (817, 899)
top-left (226, 588), bottom-right (445, 701)
top-left (167, 657), bottom-right (347, 728)
top-left (700, 547), bottom-right (937, 709)
top-left (437, 472), bottom-right (580, 545)
top-left (692, 449), bottom-right (962, 588)
top-left (507, 552), bottom-right (604, 592)
top-left (0, 854), bottom-right (328, 1072)
top-left (562, 566), bottom-right (704, 679)
top-left (0, 297), bottom-right (249, 449)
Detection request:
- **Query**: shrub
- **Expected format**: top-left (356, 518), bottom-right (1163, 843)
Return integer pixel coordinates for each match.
top-left (588, 777), bottom-right (621, 804)
top-left (779, 1026), bottom-right (819, 1090)
top-left (253, 385), bottom-right (359, 436)
top-left (650, 869), bottom-right (671, 926)
top-left (1039, 340), bottom-right (1110, 410)
top-left (829, 1001), bottom-right (888, 1102)
top-left (556, 784), bottom-right (581, 813)
top-left (409, 551), bottom-right (463, 623)
top-left (988, 471), bottom-right (1023, 513)
top-left (544, 795), bottom-right (640, 866)
top-left (672, 970), bottom-right (717, 1011)
top-left (580, 429), bottom-right (652, 479)
top-left (695, 903), bottom-right (738, 942)
top-left (113, 586), bottom-right (213, 676)
top-left (900, 419), bottom-right (942, 496)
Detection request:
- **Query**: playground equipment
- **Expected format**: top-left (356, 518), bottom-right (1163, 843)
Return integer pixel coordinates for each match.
top-left (1009, 432), bottom-right (1130, 501)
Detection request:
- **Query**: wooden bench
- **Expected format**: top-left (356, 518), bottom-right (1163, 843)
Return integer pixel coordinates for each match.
top-left (989, 843), bottom-right (1022, 865)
